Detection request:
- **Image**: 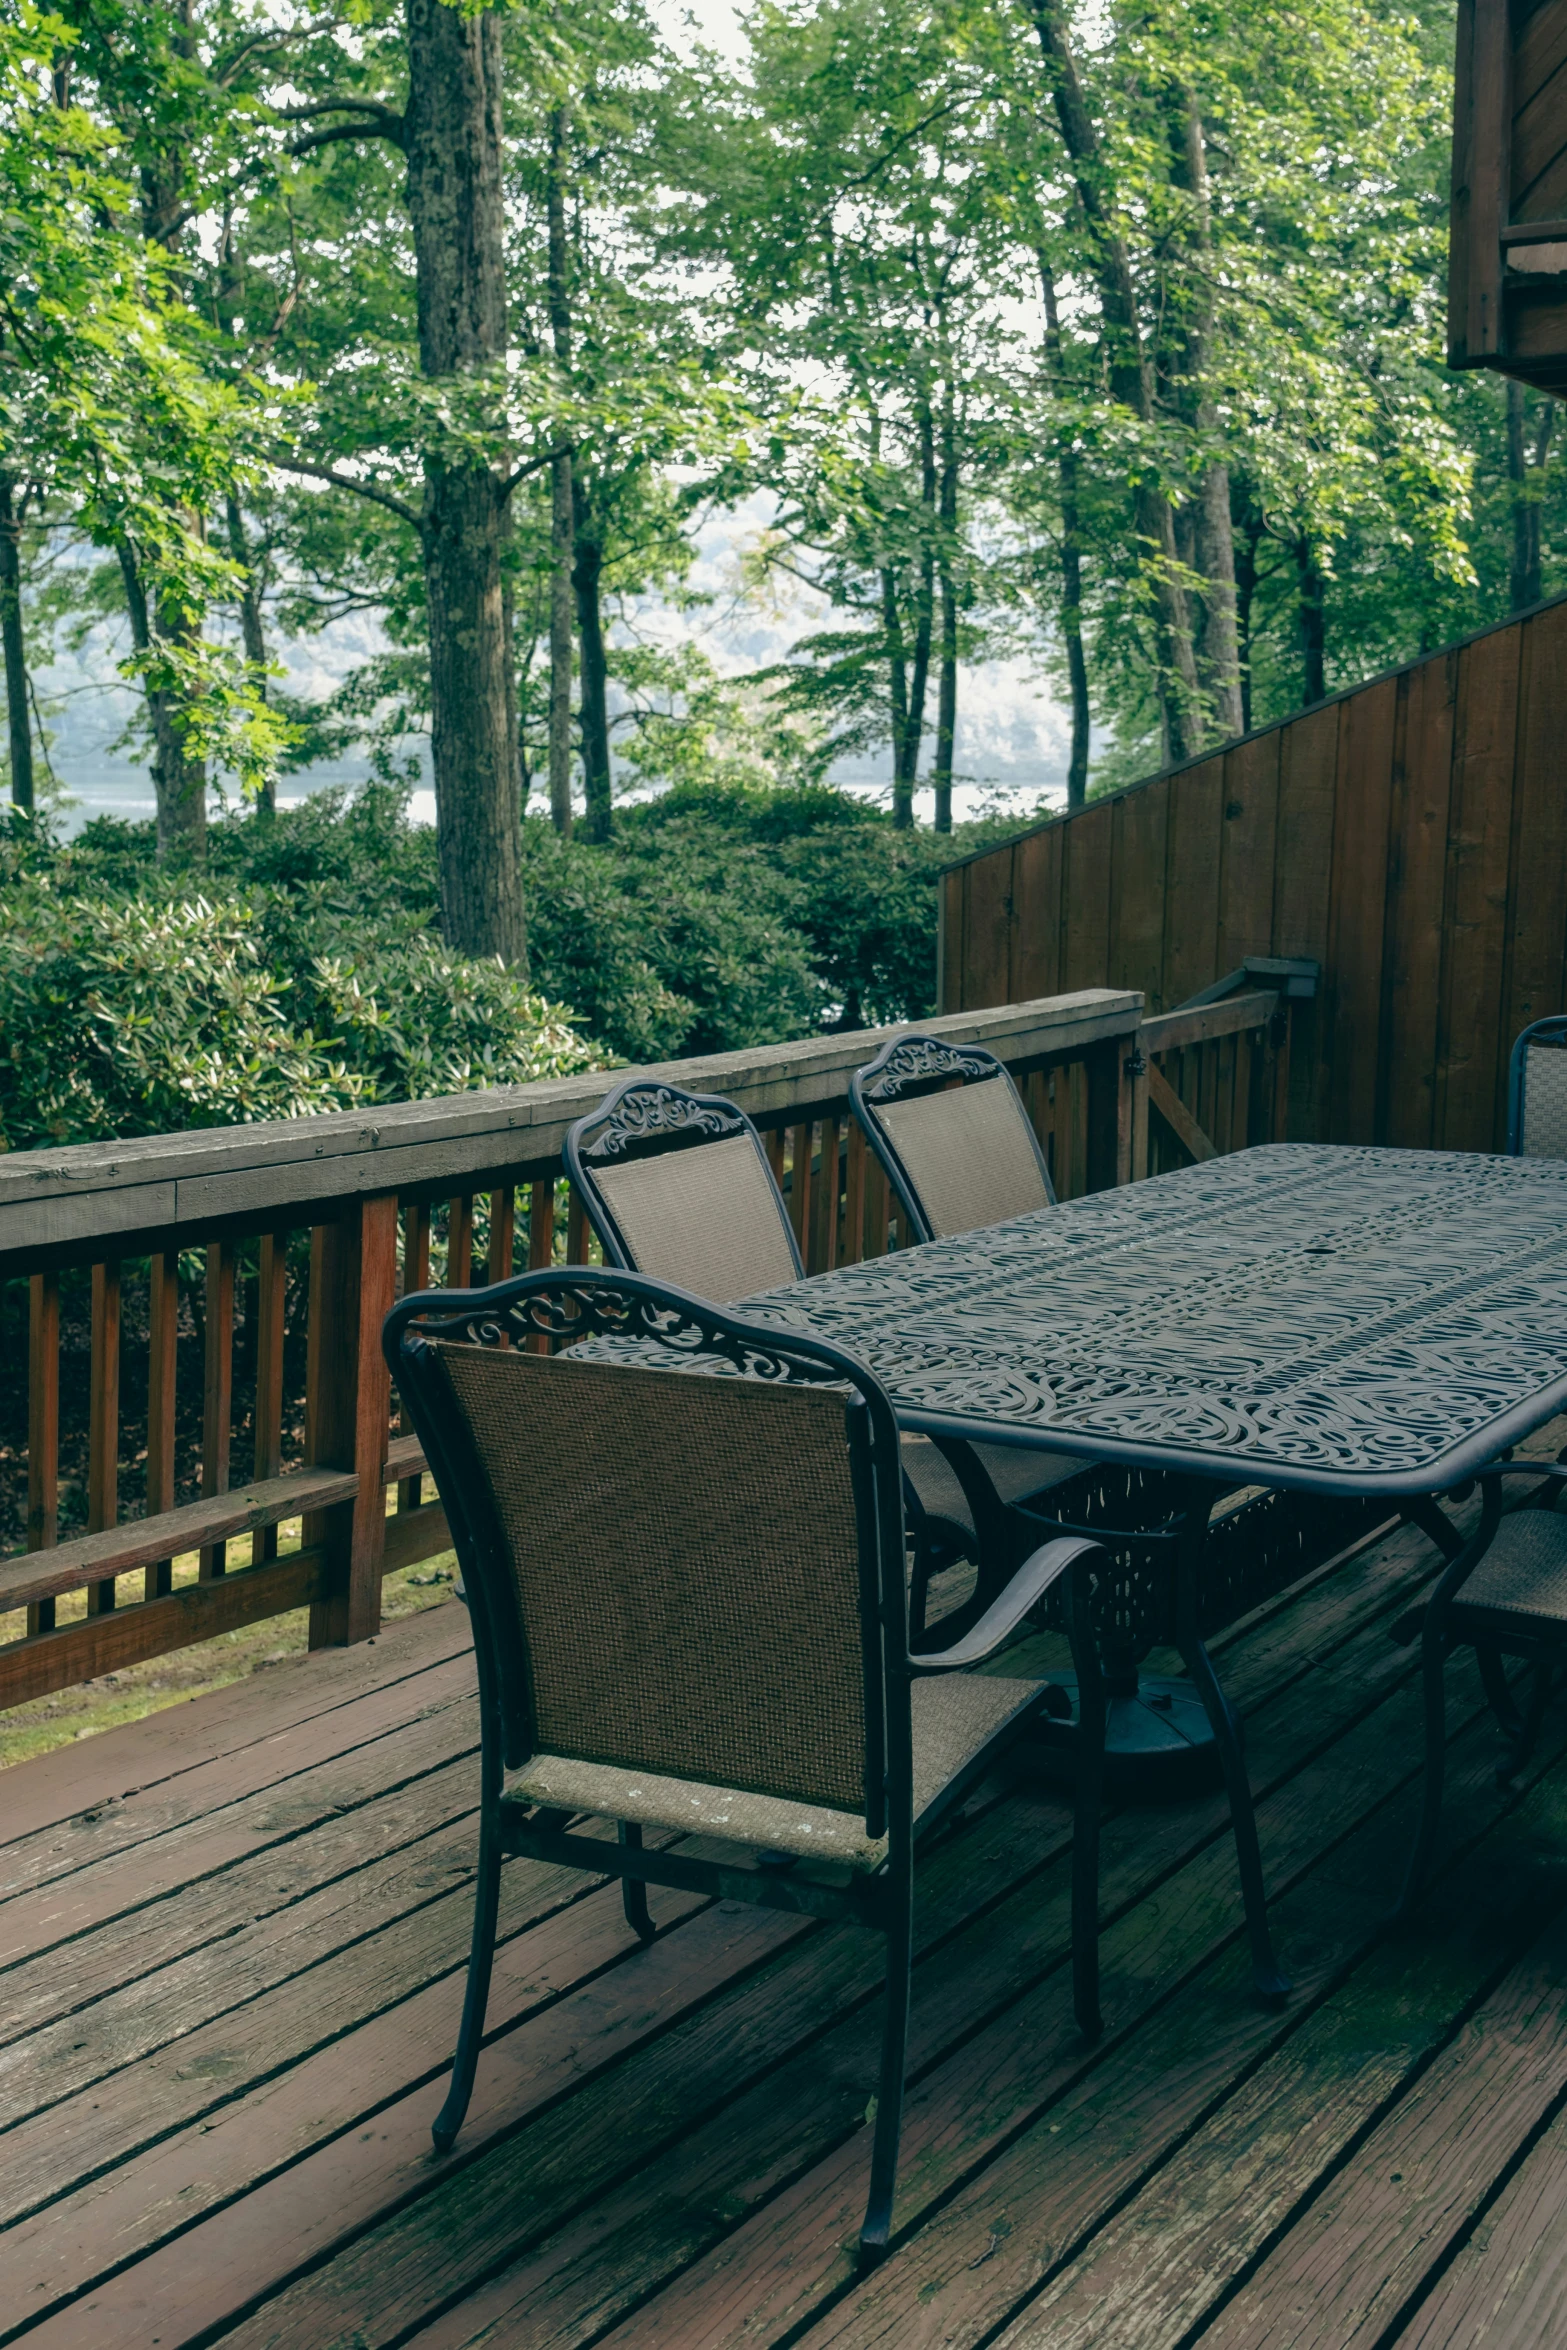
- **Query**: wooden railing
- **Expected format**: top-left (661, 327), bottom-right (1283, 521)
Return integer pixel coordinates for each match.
top-left (0, 989), bottom-right (1141, 1710)
top-left (1133, 962), bottom-right (1318, 1178)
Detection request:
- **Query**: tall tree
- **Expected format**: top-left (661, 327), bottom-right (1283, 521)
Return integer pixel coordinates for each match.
top-left (0, 471), bottom-right (33, 814)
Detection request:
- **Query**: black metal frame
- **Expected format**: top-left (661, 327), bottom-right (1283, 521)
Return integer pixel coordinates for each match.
top-left (383, 1264), bottom-right (1107, 2270)
top-left (564, 1073), bottom-right (804, 1277)
top-left (1400, 1461), bottom-right (1567, 1910)
top-left (848, 1032), bottom-right (1056, 1245)
top-left (1507, 1015), bottom-right (1567, 1155)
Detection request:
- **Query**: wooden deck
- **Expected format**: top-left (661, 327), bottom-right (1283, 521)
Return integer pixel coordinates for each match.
top-left (5, 1478), bottom-right (1567, 2350)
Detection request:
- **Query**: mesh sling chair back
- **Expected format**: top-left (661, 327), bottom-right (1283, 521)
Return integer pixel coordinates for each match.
top-left (849, 1032), bottom-right (1055, 1245)
top-left (567, 1076), bottom-right (1007, 1629)
top-left (385, 1267), bottom-right (1108, 2267)
top-left (1508, 1017), bottom-right (1567, 1159)
top-left (1401, 1463), bottom-right (1567, 1911)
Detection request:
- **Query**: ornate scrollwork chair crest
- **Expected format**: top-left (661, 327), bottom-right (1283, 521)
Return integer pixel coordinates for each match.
top-left (849, 1032), bottom-right (1056, 1246)
top-left (383, 1265), bottom-right (1108, 2269)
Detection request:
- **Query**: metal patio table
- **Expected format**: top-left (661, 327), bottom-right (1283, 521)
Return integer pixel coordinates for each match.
top-left (738, 1143), bottom-right (1567, 2002)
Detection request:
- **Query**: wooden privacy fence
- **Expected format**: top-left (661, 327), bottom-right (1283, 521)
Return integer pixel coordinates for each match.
top-left (0, 989), bottom-right (1141, 1712)
top-left (940, 591), bottom-right (1567, 1157)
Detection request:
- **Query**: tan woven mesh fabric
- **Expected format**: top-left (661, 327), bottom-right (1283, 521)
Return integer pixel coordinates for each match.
top-left (878, 1077), bottom-right (1051, 1237)
top-left (505, 1671), bottom-right (1045, 1870)
top-left (431, 1342), bottom-right (869, 1811)
top-left (593, 1134), bottom-right (798, 1301)
top-left (1520, 1045), bottom-right (1567, 1161)
top-left (1461, 1509), bottom-right (1567, 1625)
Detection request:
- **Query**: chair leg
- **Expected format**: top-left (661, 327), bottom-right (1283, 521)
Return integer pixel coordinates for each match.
top-left (620, 1820), bottom-right (657, 1945)
top-left (1397, 1614), bottom-right (1451, 1918)
top-left (1499, 1656), bottom-right (1553, 1783)
top-left (1178, 1629), bottom-right (1291, 2004)
top-left (1065, 1566), bottom-right (1104, 2041)
top-left (1476, 1641), bottom-right (1525, 1746)
top-left (858, 1877), bottom-right (914, 2271)
top-left (432, 1799), bottom-right (504, 2153)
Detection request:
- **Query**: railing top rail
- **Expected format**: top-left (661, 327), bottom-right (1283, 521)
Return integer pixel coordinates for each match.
top-left (0, 989), bottom-right (1141, 1270)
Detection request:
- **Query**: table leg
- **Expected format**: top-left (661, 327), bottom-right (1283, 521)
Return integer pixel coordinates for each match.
top-left (1175, 1483), bottom-right (1291, 2005)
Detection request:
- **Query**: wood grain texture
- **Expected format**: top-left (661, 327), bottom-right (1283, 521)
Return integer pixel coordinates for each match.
top-left (1437, 624), bottom-right (1523, 1151)
top-left (1012, 823), bottom-right (1064, 1001)
top-left (25, 1271), bottom-right (59, 1635)
top-left (1162, 757), bottom-right (1225, 1007)
top-left (84, 1261), bottom-right (120, 1616)
top-left (1326, 677), bottom-right (1399, 1144)
top-left (1217, 730), bottom-right (1281, 971)
top-left (1060, 801), bottom-right (1114, 994)
top-left (1108, 786), bottom-right (1169, 1009)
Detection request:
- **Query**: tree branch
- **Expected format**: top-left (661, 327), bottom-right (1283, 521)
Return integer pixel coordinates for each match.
top-left (271, 457), bottom-right (424, 532)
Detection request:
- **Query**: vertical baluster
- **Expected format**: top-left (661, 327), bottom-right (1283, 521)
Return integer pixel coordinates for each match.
top-left (199, 1242), bottom-right (234, 1582)
top-left (446, 1195), bottom-right (474, 1287)
top-left (86, 1260), bottom-right (121, 1615)
top-left (397, 1206), bottom-right (430, 1512)
top-left (487, 1186), bottom-right (515, 1282)
top-left (813, 1115), bottom-right (841, 1271)
top-left (765, 1124), bottom-right (787, 1194)
top-left (526, 1180), bottom-right (556, 1352)
top-left (1232, 1029), bottom-right (1253, 1155)
top-left (144, 1253), bottom-right (179, 1598)
top-left (304, 1197), bottom-right (398, 1648)
top-left (566, 1183), bottom-right (591, 1265)
top-left (865, 1154), bottom-right (891, 1258)
top-left (1068, 1063), bottom-right (1089, 1200)
top-left (788, 1119), bottom-right (814, 1259)
top-left (252, 1232), bottom-right (288, 1561)
top-left (842, 1120), bottom-right (866, 1267)
top-left (26, 1271), bottom-right (59, 1634)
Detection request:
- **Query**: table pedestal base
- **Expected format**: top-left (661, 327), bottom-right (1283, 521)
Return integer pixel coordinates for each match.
top-left (1019, 1673), bottom-right (1222, 1799)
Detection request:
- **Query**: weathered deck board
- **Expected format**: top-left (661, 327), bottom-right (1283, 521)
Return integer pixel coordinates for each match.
top-left (5, 1472), bottom-right (1567, 2350)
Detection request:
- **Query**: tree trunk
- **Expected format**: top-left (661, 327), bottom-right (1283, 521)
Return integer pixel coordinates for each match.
top-left (1508, 380), bottom-right (1553, 612)
top-left (882, 564), bottom-right (910, 809)
top-left (1295, 535), bottom-right (1326, 706)
top-left (224, 494), bottom-right (274, 817)
top-left (0, 474), bottom-right (34, 815)
top-left (932, 380), bottom-right (959, 833)
top-left (573, 525), bottom-right (612, 842)
top-left (1039, 258), bottom-right (1091, 811)
top-left (546, 104), bottom-right (574, 838)
top-left (1027, 0), bottom-right (1202, 760)
top-left (1168, 89), bottom-right (1243, 741)
top-left (893, 393), bottom-right (937, 828)
top-left (1234, 498), bottom-right (1261, 736)
top-left (403, 0), bottom-right (526, 966)
top-left (117, 539), bottom-right (208, 859)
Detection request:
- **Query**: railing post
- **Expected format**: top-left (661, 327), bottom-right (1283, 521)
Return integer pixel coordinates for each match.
top-left (26, 1271), bottom-right (59, 1635)
top-left (1084, 1036), bottom-right (1136, 1190)
top-left (304, 1193), bottom-right (398, 1649)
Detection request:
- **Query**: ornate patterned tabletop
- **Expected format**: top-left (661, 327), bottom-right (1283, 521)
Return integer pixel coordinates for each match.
top-left (739, 1145), bottom-right (1567, 1496)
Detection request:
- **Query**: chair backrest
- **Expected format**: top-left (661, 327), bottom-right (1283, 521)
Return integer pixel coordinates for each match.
top-left (850, 1034), bottom-right (1055, 1243)
top-left (385, 1270), bottom-right (906, 1835)
top-left (1508, 1017), bottom-right (1567, 1159)
top-left (565, 1078), bottom-right (802, 1302)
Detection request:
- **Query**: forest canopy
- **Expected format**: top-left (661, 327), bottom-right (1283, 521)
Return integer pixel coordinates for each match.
top-left (0, 0), bottom-right (1551, 1133)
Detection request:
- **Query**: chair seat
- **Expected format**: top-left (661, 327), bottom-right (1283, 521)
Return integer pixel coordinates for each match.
top-left (504, 1672), bottom-right (1048, 1872)
top-left (900, 1433), bottom-right (1091, 1539)
top-left (1459, 1508), bottom-right (1567, 1629)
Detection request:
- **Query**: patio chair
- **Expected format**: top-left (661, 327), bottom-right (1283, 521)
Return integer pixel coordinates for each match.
top-left (1507, 1016), bottom-right (1567, 1158)
top-left (565, 1076), bottom-right (1086, 1632)
top-left (1400, 1462), bottom-right (1567, 1910)
top-left (383, 1266), bottom-right (1109, 2268)
top-left (849, 1031), bottom-right (1055, 1243)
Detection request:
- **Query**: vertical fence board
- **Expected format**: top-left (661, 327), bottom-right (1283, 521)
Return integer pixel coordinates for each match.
top-left (1325, 678), bottom-right (1399, 1145)
top-left (1437, 623), bottom-right (1524, 1150)
top-left (1061, 801), bottom-right (1114, 992)
top-left (1109, 783), bottom-right (1170, 1009)
top-left (1382, 650), bottom-right (1459, 1149)
top-left (1501, 597), bottom-right (1567, 1092)
top-left (1217, 731), bottom-right (1281, 970)
top-left (962, 842), bottom-right (1015, 1008)
top-left (1012, 821), bottom-right (1064, 1002)
top-left (1162, 757), bottom-right (1225, 1007)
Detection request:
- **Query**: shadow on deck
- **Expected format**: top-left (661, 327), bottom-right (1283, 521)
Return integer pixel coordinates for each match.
top-left (5, 1465), bottom-right (1567, 2350)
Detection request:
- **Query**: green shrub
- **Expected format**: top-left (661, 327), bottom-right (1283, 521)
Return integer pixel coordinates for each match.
top-left (0, 881), bottom-right (598, 1150)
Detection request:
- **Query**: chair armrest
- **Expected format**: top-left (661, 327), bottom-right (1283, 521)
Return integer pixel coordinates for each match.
top-left (1478, 1460), bottom-right (1567, 1483)
top-left (908, 1537), bottom-right (1102, 1674)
